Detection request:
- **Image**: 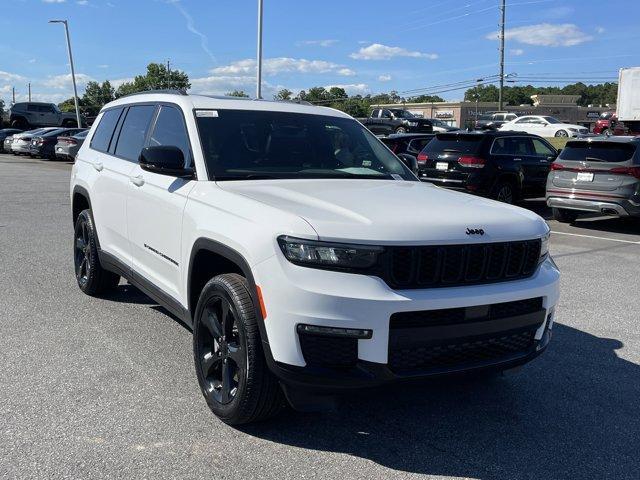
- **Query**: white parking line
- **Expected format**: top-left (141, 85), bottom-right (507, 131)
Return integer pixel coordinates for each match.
top-left (551, 231), bottom-right (640, 245)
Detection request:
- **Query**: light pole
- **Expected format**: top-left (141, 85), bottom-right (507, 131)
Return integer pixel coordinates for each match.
top-left (256, 0), bottom-right (264, 99)
top-left (49, 19), bottom-right (81, 127)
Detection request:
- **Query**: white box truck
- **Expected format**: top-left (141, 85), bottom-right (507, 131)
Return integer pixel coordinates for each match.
top-left (616, 67), bottom-right (640, 134)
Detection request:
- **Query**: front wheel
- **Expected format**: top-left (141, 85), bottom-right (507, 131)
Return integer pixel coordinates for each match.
top-left (395, 126), bottom-right (407, 134)
top-left (555, 129), bottom-right (568, 137)
top-left (552, 207), bottom-right (578, 223)
top-left (73, 209), bottom-right (120, 295)
top-left (193, 274), bottom-right (284, 425)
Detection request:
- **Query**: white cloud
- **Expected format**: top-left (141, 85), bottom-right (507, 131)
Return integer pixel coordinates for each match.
top-left (211, 57), bottom-right (355, 77)
top-left (350, 43), bottom-right (438, 60)
top-left (378, 74), bottom-right (392, 82)
top-left (42, 0), bottom-right (66, 3)
top-left (324, 83), bottom-right (370, 95)
top-left (297, 39), bottom-right (338, 47)
top-left (110, 77), bottom-right (134, 88)
top-left (97, 64), bottom-right (109, 69)
top-left (487, 23), bottom-right (593, 47)
top-left (29, 59), bottom-right (37, 64)
top-left (43, 73), bottom-right (94, 89)
top-left (0, 70), bottom-right (25, 82)
top-left (77, 0), bottom-right (89, 5)
top-left (189, 75), bottom-right (279, 98)
top-left (595, 26), bottom-right (606, 34)
top-left (510, 48), bottom-right (525, 56)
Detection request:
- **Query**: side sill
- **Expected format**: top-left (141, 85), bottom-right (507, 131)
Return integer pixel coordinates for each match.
top-left (98, 250), bottom-right (193, 329)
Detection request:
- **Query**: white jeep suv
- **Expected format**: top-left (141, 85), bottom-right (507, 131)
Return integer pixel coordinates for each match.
top-left (70, 91), bottom-right (560, 425)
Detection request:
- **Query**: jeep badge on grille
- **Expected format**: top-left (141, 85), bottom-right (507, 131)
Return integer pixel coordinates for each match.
top-left (466, 228), bottom-right (485, 235)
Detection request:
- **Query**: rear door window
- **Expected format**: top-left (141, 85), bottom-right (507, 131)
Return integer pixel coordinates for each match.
top-left (559, 142), bottom-right (637, 163)
top-left (531, 138), bottom-right (555, 156)
top-left (90, 107), bottom-right (123, 152)
top-left (370, 109), bottom-right (380, 118)
top-left (114, 105), bottom-right (157, 161)
top-left (423, 135), bottom-right (483, 155)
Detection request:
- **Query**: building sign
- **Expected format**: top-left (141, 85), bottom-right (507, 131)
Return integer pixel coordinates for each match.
top-left (434, 110), bottom-right (454, 119)
top-left (586, 111), bottom-right (601, 119)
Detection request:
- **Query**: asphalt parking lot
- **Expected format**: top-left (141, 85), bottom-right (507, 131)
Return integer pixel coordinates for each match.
top-left (1, 153), bottom-right (639, 480)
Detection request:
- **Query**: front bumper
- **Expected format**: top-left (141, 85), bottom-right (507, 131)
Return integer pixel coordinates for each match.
top-left (253, 253), bottom-right (560, 390)
top-left (11, 143), bottom-right (31, 154)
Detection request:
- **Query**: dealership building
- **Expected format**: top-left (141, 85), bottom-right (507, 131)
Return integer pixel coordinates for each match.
top-left (374, 95), bottom-right (614, 130)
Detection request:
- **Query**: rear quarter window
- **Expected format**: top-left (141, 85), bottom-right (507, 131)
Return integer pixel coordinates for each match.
top-left (90, 108), bottom-right (124, 152)
top-left (559, 142), bottom-right (637, 163)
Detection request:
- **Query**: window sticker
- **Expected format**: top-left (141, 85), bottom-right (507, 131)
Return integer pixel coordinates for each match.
top-left (196, 110), bottom-right (218, 118)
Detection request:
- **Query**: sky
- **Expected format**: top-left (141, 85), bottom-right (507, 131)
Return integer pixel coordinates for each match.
top-left (1, 0), bottom-right (639, 106)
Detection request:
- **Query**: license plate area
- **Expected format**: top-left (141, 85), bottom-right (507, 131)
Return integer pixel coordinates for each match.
top-left (436, 162), bottom-right (448, 171)
top-left (576, 172), bottom-right (594, 182)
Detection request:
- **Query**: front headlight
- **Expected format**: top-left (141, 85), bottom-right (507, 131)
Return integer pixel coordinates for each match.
top-left (277, 236), bottom-right (383, 270)
top-left (539, 232), bottom-right (550, 263)
top-left (407, 121), bottom-right (418, 127)
top-left (568, 128), bottom-right (578, 132)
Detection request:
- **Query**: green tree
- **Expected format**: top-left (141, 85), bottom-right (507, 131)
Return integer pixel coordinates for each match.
top-left (407, 94), bottom-right (445, 103)
top-left (464, 84), bottom-right (500, 102)
top-left (274, 88), bottom-right (293, 101)
top-left (115, 63), bottom-right (190, 98)
top-left (0, 99), bottom-right (5, 120)
top-left (58, 97), bottom-right (82, 113)
top-left (225, 90), bottom-right (250, 97)
top-left (82, 80), bottom-right (115, 115)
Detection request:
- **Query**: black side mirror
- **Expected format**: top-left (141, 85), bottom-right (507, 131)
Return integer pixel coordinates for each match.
top-left (397, 153), bottom-right (418, 175)
top-left (139, 146), bottom-right (194, 178)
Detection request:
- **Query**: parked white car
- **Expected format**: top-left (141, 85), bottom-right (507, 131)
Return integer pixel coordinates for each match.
top-left (499, 115), bottom-right (588, 137)
top-left (70, 91), bottom-right (559, 425)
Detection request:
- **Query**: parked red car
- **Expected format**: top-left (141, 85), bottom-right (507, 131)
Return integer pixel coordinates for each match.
top-left (593, 112), bottom-right (616, 134)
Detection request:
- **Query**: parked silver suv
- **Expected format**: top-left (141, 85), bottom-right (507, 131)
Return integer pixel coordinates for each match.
top-left (546, 137), bottom-right (640, 222)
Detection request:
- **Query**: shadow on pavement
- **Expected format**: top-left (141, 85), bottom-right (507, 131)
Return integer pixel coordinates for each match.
top-left (243, 324), bottom-right (639, 479)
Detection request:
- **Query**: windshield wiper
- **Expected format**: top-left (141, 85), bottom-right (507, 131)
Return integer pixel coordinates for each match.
top-left (442, 148), bottom-right (461, 153)
top-left (584, 156), bottom-right (608, 162)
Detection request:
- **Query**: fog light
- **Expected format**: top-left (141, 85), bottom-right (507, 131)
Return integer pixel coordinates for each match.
top-left (297, 324), bottom-right (373, 339)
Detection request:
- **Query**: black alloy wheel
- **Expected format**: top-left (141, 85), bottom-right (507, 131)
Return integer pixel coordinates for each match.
top-left (197, 294), bottom-right (246, 405)
top-left (73, 209), bottom-right (120, 295)
top-left (74, 217), bottom-right (92, 287)
top-left (493, 182), bottom-right (515, 204)
top-left (193, 274), bottom-right (284, 425)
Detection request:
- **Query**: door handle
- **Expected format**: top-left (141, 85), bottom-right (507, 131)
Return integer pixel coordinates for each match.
top-left (92, 161), bottom-right (103, 171)
top-left (130, 175), bottom-right (145, 187)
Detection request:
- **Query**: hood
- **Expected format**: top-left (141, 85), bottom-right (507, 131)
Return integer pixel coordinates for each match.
top-left (218, 179), bottom-right (548, 244)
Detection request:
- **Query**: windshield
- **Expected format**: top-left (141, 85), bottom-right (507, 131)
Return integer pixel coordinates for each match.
top-left (195, 109), bottom-right (416, 181)
top-left (390, 110), bottom-right (414, 119)
top-left (542, 116), bottom-right (561, 124)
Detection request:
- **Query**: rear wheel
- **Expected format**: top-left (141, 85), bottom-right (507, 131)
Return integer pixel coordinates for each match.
top-left (601, 128), bottom-right (610, 136)
top-left (554, 129), bottom-right (568, 137)
top-left (552, 207), bottom-right (578, 223)
top-left (11, 118), bottom-right (27, 130)
top-left (492, 181), bottom-right (516, 204)
top-left (395, 126), bottom-right (407, 134)
top-left (193, 274), bottom-right (284, 425)
top-left (73, 209), bottom-right (120, 295)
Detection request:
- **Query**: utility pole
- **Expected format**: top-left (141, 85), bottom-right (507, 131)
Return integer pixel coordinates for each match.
top-left (498, 0), bottom-right (506, 111)
top-left (49, 20), bottom-right (82, 127)
top-left (167, 60), bottom-right (171, 89)
top-left (256, 0), bottom-right (264, 99)
top-left (12, 87), bottom-right (16, 104)
top-left (28, 83), bottom-right (31, 101)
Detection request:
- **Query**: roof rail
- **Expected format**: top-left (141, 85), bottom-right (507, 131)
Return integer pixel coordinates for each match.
top-left (120, 89), bottom-right (188, 98)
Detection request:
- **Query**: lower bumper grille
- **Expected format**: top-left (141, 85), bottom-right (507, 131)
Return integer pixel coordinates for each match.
top-left (389, 329), bottom-right (536, 373)
top-left (388, 298), bottom-right (544, 374)
top-left (298, 332), bottom-right (358, 368)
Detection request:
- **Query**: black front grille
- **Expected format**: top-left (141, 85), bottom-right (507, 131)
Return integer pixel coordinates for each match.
top-left (377, 240), bottom-right (541, 289)
top-left (389, 329), bottom-right (536, 373)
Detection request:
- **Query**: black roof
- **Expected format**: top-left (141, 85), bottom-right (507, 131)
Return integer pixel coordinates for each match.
top-left (435, 130), bottom-right (533, 138)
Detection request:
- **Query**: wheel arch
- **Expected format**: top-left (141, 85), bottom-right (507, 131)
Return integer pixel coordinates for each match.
top-left (72, 185), bottom-right (92, 225)
top-left (187, 238), bottom-right (275, 361)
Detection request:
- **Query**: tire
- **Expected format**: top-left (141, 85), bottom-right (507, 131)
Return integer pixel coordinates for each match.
top-left (554, 129), bottom-right (568, 137)
top-left (73, 209), bottom-right (120, 295)
top-left (193, 273), bottom-right (284, 425)
top-left (11, 118), bottom-right (28, 130)
top-left (552, 207), bottom-right (578, 223)
top-left (395, 126), bottom-right (407, 134)
top-left (491, 180), bottom-right (516, 204)
top-left (601, 128), bottom-right (610, 136)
